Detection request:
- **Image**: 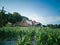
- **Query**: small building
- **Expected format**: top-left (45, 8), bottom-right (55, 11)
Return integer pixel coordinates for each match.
top-left (14, 20), bottom-right (32, 27)
top-left (13, 16), bottom-right (42, 27)
top-left (14, 16), bottom-right (32, 26)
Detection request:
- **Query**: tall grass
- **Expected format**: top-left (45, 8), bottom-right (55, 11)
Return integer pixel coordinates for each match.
top-left (0, 27), bottom-right (60, 45)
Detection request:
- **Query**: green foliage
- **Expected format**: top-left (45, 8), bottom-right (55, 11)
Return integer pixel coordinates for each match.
top-left (0, 27), bottom-right (60, 45)
top-left (0, 7), bottom-right (23, 27)
top-left (47, 24), bottom-right (60, 28)
top-left (0, 7), bottom-right (8, 27)
top-left (12, 12), bottom-right (22, 23)
top-left (7, 12), bottom-right (23, 26)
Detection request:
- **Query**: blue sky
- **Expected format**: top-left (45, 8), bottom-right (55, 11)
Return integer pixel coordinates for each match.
top-left (0, 0), bottom-right (60, 25)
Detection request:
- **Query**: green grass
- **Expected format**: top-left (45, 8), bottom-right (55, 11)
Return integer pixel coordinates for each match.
top-left (0, 26), bottom-right (60, 45)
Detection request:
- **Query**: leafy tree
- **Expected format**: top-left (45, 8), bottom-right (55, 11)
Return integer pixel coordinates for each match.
top-left (36, 23), bottom-right (42, 26)
top-left (47, 24), bottom-right (60, 28)
top-left (53, 24), bottom-right (58, 28)
top-left (8, 12), bottom-right (22, 26)
top-left (54, 24), bottom-right (60, 28)
top-left (12, 12), bottom-right (22, 22)
top-left (57, 24), bottom-right (60, 28)
top-left (0, 7), bottom-right (8, 27)
top-left (0, 7), bottom-right (23, 27)
top-left (42, 25), bottom-right (46, 27)
top-left (47, 24), bottom-right (53, 28)
top-left (7, 13), bottom-right (13, 23)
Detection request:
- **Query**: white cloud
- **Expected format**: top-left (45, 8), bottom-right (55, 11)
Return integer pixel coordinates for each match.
top-left (39, 17), bottom-right (60, 24)
top-left (27, 14), bottom-right (60, 25)
top-left (20, 11), bottom-right (60, 25)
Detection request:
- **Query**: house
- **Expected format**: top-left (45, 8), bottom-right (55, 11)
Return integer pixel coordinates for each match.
top-left (14, 16), bottom-right (42, 27)
top-left (32, 21), bottom-right (40, 26)
top-left (14, 16), bottom-right (32, 26)
top-left (14, 20), bottom-right (32, 27)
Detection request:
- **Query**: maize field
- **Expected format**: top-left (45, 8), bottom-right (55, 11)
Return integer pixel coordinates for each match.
top-left (0, 27), bottom-right (60, 45)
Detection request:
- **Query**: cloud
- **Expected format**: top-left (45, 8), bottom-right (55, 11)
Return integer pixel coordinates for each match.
top-left (20, 11), bottom-right (60, 25)
top-left (25, 14), bottom-right (60, 24)
top-left (38, 17), bottom-right (60, 24)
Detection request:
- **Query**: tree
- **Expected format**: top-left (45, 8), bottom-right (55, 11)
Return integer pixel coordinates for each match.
top-left (58, 24), bottom-right (60, 28)
top-left (12, 12), bottom-right (22, 22)
top-left (8, 12), bottom-right (22, 26)
top-left (7, 13), bottom-right (13, 23)
top-left (42, 25), bottom-right (46, 27)
top-left (54, 24), bottom-right (60, 28)
top-left (47, 24), bottom-right (53, 28)
top-left (36, 23), bottom-right (42, 26)
top-left (0, 7), bottom-right (8, 27)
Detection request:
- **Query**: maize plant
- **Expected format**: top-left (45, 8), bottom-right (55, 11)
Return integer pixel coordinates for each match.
top-left (0, 27), bottom-right (60, 45)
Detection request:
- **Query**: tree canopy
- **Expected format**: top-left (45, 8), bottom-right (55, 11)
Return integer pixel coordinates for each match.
top-left (0, 7), bottom-right (22, 27)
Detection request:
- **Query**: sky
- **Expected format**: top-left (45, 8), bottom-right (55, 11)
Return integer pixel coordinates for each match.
top-left (0, 0), bottom-right (60, 25)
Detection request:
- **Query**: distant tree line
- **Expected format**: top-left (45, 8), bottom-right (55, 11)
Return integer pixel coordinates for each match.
top-left (47, 24), bottom-right (60, 28)
top-left (0, 7), bottom-right (22, 27)
top-left (42, 24), bottom-right (60, 28)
